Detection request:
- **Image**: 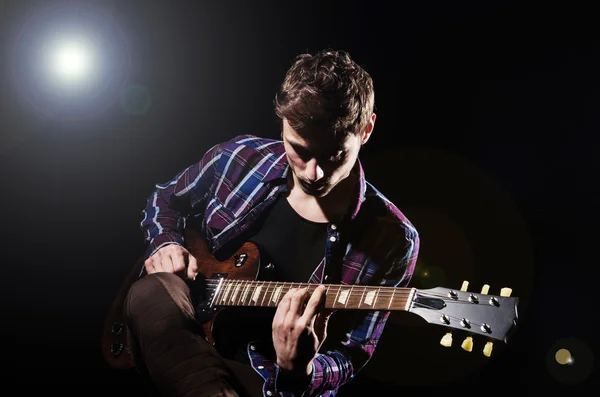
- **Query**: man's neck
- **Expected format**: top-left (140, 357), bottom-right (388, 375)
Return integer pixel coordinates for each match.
top-left (286, 170), bottom-right (358, 224)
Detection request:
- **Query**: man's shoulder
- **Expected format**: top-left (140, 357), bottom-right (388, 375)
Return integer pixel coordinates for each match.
top-left (207, 134), bottom-right (287, 184)
top-left (363, 182), bottom-right (418, 237)
top-left (214, 134), bottom-right (285, 157)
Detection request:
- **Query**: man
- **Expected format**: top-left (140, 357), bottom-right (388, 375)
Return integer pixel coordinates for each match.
top-left (124, 49), bottom-right (420, 397)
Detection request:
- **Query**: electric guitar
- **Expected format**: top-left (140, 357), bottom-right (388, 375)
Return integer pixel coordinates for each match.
top-left (101, 228), bottom-right (519, 370)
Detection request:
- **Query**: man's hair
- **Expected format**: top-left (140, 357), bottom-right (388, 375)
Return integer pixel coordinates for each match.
top-left (274, 49), bottom-right (375, 137)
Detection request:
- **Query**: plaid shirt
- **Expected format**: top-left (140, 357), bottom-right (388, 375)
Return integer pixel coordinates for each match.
top-left (140, 135), bottom-right (420, 397)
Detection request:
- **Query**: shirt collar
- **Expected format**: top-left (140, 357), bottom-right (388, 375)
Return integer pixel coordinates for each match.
top-left (347, 159), bottom-right (367, 220)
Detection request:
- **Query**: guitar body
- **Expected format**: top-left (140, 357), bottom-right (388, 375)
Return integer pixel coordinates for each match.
top-left (101, 229), bottom-right (262, 370)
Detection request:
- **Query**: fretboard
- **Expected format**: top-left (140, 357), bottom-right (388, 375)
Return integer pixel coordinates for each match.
top-left (209, 280), bottom-right (415, 311)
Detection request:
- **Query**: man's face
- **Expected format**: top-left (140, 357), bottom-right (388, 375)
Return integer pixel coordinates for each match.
top-left (281, 118), bottom-right (368, 197)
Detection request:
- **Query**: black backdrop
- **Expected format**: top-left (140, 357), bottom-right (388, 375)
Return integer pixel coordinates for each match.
top-left (0, 0), bottom-right (596, 394)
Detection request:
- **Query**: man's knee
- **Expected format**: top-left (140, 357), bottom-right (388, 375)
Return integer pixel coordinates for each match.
top-left (124, 272), bottom-right (196, 326)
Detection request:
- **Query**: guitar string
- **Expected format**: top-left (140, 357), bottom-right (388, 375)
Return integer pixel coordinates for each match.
top-left (204, 280), bottom-right (413, 294)
top-left (201, 281), bottom-right (504, 334)
top-left (200, 288), bottom-right (499, 335)
top-left (202, 283), bottom-right (495, 305)
top-left (204, 279), bottom-right (506, 299)
top-left (203, 284), bottom-right (504, 327)
top-left (203, 282), bottom-right (503, 304)
top-left (205, 287), bottom-right (410, 309)
top-left (203, 284), bottom-right (489, 303)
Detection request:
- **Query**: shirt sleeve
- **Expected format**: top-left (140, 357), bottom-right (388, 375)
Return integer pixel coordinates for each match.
top-left (300, 226), bottom-right (420, 396)
top-left (140, 142), bottom-right (224, 259)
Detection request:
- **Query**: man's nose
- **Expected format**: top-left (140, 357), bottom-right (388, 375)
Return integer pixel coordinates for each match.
top-left (305, 158), bottom-right (324, 182)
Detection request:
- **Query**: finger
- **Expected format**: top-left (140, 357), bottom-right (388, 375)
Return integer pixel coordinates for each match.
top-left (144, 260), bottom-right (156, 274)
top-left (169, 251), bottom-right (187, 274)
top-left (273, 291), bottom-right (292, 329)
top-left (284, 288), bottom-right (309, 327)
top-left (146, 257), bottom-right (163, 273)
top-left (301, 285), bottom-right (327, 325)
top-left (314, 309), bottom-right (333, 342)
top-left (186, 253), bottom-right (199, 280)
top-left (289, 288), bottom-right (310, 316)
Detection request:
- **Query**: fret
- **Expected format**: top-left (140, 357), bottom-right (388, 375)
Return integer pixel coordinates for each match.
top-left (373, 287), bottom-right (381, 309)
top-left (332, 285), bottom-right (342, 308)
top-left (337, 288), bottom-right (349, 306)
top-left (345, 285), bottom-right (354, 308)
top-left (232, 280), bottom-right (244, 306)
top-left (251, 284), bottom-right (262, 305)
top-left (221, 282), bottom-right (233, 304)
top-left (217, 283), bottom-right (225, 304)
top-left (231, 281), bottom-right (237, 305)
top-left (388, 288), bottom-right (395, 309)
top-left (240, 282), bottom-right (251, 305)
top-left (229, 282), bottom-right (236, 304)
top-left (358, 286), bottom-right (366, 309)
top-left (212, 279), bottom-right (224, 304)
top-left (229, 280), bottom-right (238, 305)
top-left (363, 288), bottom-right (376, 307)
top-left (271, 283), bottom-right (283, 305)
top-left (259, 281), bottom-right (270, 307)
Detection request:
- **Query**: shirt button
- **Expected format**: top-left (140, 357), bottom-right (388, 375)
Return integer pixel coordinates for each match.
top-left (266, 391), bottom-right (273, 396)
top-left (329, 236), bottom-right (337, 242)
top-left (257, 365), bottom-right (264, 370)
top-left (250, 345), bottom-right (256, 351)
top-left (330, 224), bottom-right (337, 230)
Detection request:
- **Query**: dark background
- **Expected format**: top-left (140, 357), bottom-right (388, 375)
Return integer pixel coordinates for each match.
top-left (0, 0), bottom-right (596, 394)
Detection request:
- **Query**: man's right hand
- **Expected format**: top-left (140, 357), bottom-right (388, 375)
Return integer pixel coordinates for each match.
top-left (144, 244), bottom-right (199, 280)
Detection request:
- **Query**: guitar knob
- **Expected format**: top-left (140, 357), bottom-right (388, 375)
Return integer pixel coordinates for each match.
top-left (500, 287), bottom-right (512, 297)
top-left (481, 284), bottom-right (490, 294)
top-left (460, 280), bottom-right (469, 292)
top-left (440, 332), bottom-right (453, 347)
top-left (110, 343), bottom-right (124, 356)
top-left (461, 336), bottom-right (473, 352)
top-left (111, 321), bottom-right (123, 335)
top-left (483, 341), bottom-right (494, 357)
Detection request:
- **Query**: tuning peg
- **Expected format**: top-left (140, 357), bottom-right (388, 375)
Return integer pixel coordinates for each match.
top-left (440, 332), bottom-right (453, 347)
top-left (483, 341), bottom-right (493, 357)
top-left (460, 280), bottom-right (469, 292)
top-left (461, 336), bottom-right (473, 352)
top-left (500, 287), bottom-right (512, 297)
top-left (481, 284), bottom-right (490, 294)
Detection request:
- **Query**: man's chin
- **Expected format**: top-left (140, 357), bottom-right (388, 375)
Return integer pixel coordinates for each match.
top-left (300, 183), bottom-right (331, 197)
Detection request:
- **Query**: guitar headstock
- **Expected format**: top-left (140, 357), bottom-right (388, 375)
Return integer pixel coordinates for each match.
top-left (408, 280), bottom-right (519, 357)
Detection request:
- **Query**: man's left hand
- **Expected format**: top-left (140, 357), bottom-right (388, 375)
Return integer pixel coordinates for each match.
top-left (272, 285), bottom-right (332, 376)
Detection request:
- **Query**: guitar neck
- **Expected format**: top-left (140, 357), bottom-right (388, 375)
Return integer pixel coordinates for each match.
top-left (208, 279), bottom-right (415, 311)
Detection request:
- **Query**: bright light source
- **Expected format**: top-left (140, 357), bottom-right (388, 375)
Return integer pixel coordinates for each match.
top-left (12, 1), bottom-right (131, 119)
top-left (46, 37), bottom-right (97, 86)
top-left (555, 348), bottom-right (573, 365)
top-left (50, 40), bottom-right (93, 82)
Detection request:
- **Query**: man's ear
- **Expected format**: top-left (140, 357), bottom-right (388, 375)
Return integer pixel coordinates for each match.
top-left (361, 113), bottom-right (376, 145)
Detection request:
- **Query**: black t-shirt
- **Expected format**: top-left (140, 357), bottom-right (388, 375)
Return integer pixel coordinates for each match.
top-left (249, 193), bottom-right (328, 283)
top-left (223, 193), bottom-right (328, 364)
